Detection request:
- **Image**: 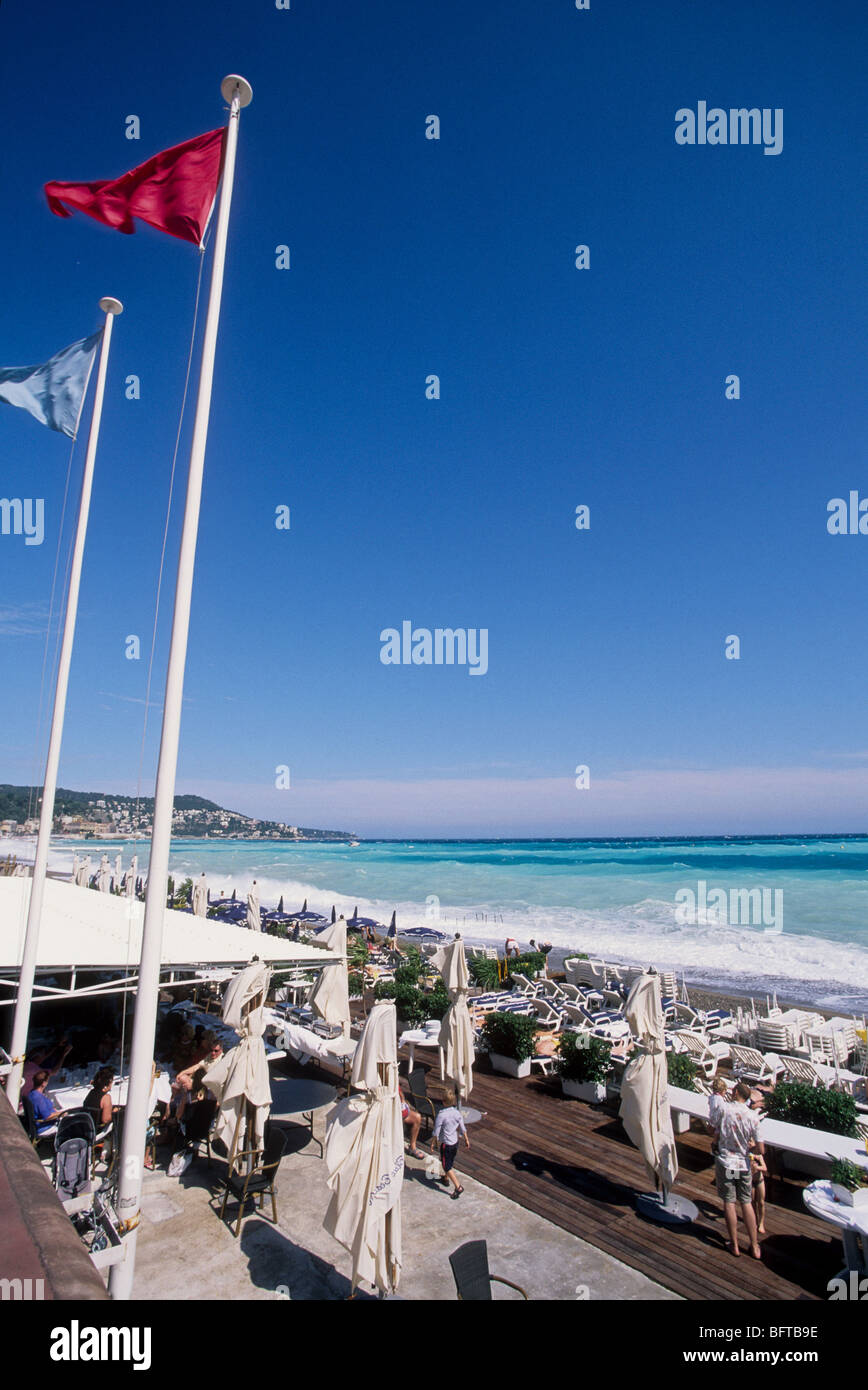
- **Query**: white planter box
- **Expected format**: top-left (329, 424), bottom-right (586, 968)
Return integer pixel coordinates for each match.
top-left (672, 1111), bottom-right (691, 1133)
top-left (830, 1181), bottom-right (868, 1208)
top-left (561, 1078), bottom-right (606, 1103)
top-left (489, 1052), bottom-right (532, 1079)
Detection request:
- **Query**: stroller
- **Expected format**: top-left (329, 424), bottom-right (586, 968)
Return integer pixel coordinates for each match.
top-left (53, 1108), bottom-right (95, 1204)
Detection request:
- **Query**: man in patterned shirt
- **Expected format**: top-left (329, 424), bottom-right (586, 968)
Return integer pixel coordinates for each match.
top-left (712, 1079), bottom-right (764, 1259)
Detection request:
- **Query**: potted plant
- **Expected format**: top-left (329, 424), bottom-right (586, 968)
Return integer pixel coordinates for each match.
top-left (829, 1157), bottom-right (868, 1208)
top-left (555, 1033), bottom-right (612, 1102)
top-left (666, 1051), bottom-right (700, 1131)
top-left (481, 1012), bottom-right (540, 1078)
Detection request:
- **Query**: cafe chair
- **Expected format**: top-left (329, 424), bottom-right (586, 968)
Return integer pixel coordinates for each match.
top-left (219, 1126), bottom-right (288, 1238)
top-left (449, 1240), bottom-right (528, 1300)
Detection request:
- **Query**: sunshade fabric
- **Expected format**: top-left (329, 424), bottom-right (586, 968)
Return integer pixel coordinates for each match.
top-left (438, 937), bottom-right (474, 1097)
top-left (309, 918), bottom-right (350, 1033)
top-left (324, 1001), bottom-right (403, 1295)
top-left (204, 961), bottom-right (272, 1154)
top-left (619, 972), bottom-right (679, 1192)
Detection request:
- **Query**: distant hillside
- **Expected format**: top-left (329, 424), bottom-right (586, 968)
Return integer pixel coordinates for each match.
top-left (0, 785), bottom-right (356, 842)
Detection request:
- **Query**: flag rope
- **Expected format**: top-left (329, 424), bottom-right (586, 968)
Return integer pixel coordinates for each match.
top-left (118, 244), bottom-right (208, 1077)
top-left (25, 429), bottom-right (81, 828)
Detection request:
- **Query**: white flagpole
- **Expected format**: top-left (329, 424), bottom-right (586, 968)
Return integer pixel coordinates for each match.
top-left (5, 297), bottom-right (123, 1106)
top-left (109, 74), bottom-right (252, 1300)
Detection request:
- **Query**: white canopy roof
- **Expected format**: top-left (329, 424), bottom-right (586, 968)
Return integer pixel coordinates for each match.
top-left (0, 877), bottom-right (339, 972)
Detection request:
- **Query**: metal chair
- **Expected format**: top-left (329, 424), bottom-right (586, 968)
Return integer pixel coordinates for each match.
top-left (19, 1092), bottom-right (57, 1148)
top-left (219, 1126), bottom-right (288, 1238)
top-left (180, 1095), bottom-right (217, 1166)
top-left (406, 1067), bottom-right (441, 1136)
top-left (449, 1240), bottom-right (528, 1300)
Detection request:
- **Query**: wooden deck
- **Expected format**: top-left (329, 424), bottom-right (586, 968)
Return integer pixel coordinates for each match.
top-left (404, 1053), bottom-right (843, 1301)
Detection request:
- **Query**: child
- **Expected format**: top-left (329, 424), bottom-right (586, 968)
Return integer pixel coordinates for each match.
top-left (430, 1089), bottom-right (471, 1199)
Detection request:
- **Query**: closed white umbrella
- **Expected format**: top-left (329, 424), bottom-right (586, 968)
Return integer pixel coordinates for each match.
top-left (97, 854), bottom-right (111, 893)
top-left (192, 872), bottom-right (208, 917)
top-left (114, 853), bottom-right (122, 889)
top-left (124, 854), bottom-right (138, 897)
top-left (324, 1000), bottom-right (403, 1296)
top-left (310, 917), bottom-right (350, 1035)
top-left (76, 854), bottom-right (91, 887)
top-left (72, 853), bottom-right (80, 883)
top-left (619, 971), bottom-right (696, 1224)
top-left (246, 880), bottom-right (260, 932)
top-left (438, 935), bottom-right (474, 1100)
top-left (204, 961), bottom-right (272, 1161)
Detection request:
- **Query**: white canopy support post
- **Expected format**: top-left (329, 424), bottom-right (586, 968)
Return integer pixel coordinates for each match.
top-left (109, 75), bottom-right (252, 1301)
top-left (5, 298), bottom-right (122, 1107)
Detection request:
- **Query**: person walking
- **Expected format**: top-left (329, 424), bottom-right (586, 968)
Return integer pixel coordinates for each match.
top-left (712, 1080), bottom-right (764, 1259)
top-left (430, 1089), bottom-right (470, 1199)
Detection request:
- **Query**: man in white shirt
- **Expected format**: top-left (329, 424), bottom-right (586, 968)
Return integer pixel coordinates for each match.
top-left (712, 1080), bottom-right (764, 1259)
top-left (430, 1089), bottom-right (471, 1199)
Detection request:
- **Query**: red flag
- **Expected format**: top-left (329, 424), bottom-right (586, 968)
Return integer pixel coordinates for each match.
top-left (44, 128), bottom-right (226, 247)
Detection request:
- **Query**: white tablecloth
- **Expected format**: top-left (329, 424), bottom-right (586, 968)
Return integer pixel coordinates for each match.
top-left (51, 1071), bottom-right (173, 1114)
top-left (803, 1180), bottom-right (868, 1235)
top-left (280, 1020), bottom-right (356, 1069)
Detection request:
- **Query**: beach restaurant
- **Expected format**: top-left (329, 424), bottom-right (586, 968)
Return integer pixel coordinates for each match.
top-left (0, 876), bottom-right (340, 1015)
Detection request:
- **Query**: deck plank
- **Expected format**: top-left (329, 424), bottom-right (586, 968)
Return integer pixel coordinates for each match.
top-left (405, 1053), bottom-right (841, 1301)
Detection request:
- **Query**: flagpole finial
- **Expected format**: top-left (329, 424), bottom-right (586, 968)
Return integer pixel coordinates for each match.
top-left (221, 74), bottom-right (252, 107)
top-left (99, 297), bottom-right (123, 316)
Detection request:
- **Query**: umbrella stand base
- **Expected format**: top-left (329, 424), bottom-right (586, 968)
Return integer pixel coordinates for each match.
top-left (636, 1190), bottom-right (698, 1225)
top-left (458, 1106), bottom-right (484, 1125)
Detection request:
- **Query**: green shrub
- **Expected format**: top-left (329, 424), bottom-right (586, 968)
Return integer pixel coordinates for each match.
top-left (765, 1081), bottom-right (858, 1137)
top-left (555, 1033), bottom-right (612, 1083)
top-left (424, 981), bottom-right (451, 1020)
top-left (468, 956), bottom-right (501, 990)
top-left (481, 1011), bottom-right (540, 1063)
top-left (507, 952), bottom-right (545, 984)
top-left (830, 1157), bottom-right (868, 1190)
top-left (394, 963), bottom-right (421, 990)
top-left (666, 1052), bottom-right (701, 1093)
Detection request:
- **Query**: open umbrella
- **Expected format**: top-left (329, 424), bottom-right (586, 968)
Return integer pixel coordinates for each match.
top-left (619, 971), bottom-right (697, 1224)
top-left (204, 961), bottom-right (272, 1163)
top-left (324, 1000), bottom-right (403, 1296)
top-left (310, 918), bottom-right (350, 1036)
top-left (192, 872), bottom-right (208, 917)
top-left (247, 880), bottom-right (261, 932)
top-left (437, 935), bottom-right (474, 1101)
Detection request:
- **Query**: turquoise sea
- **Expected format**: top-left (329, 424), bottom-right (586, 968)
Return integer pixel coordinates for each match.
top-left (11, 833), bottom-right (868, 1013)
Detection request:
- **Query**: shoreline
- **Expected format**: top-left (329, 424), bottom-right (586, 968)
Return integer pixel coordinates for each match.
top-left (5, 836), bottom-right (866, 1019)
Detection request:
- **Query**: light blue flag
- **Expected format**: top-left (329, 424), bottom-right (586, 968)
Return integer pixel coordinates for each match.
top-left (0, 329), bottom-right (102, 438)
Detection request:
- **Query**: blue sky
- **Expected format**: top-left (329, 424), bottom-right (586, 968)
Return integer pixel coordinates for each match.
top-left (1, 0), bottom-right (867, 837)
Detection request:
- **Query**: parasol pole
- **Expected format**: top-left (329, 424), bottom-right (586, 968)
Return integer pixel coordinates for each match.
top-left (109, 75), bottom-right (252, 1300)
top-left (5, 298), bottom-right (122, 1106)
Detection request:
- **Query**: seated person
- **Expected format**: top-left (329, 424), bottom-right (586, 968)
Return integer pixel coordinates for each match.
top-left (21, 1039), bottom-right (73, 1098)
top-left (172, 1039), bottom-right (222, 1124)
top-left (83, 1066), bottom-right (117, 1131)
top-left (27, 1070), bottom-right (64, 1134)
top-left (398, 1079), bottom-right (424, 1159)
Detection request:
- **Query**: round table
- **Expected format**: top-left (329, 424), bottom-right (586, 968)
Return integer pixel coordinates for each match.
top-left (269, 1077), bottom-right (338, 1157)
top-left (803, 1180), bottom-right (868, 1276)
